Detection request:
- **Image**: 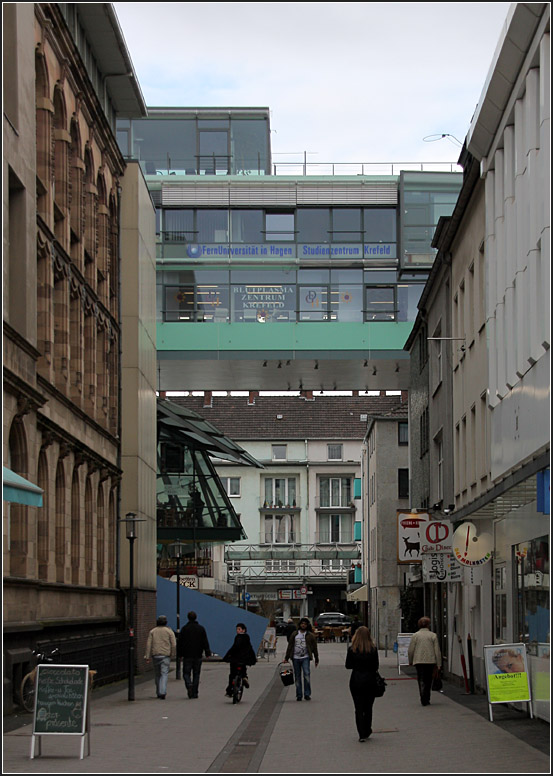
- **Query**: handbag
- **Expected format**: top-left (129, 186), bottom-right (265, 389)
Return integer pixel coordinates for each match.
top-left (432, 668), bottom-right (443, 692)
top-left (374, 671), bottom-right (387, 697)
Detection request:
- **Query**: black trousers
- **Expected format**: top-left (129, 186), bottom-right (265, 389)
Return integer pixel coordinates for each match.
top-left (415, 663), bottom-right (435, 705)
top-left (226, 662), bottom-right (248, 692)
top-left (182, 658), bottom-right (202, 696)
top-left (349, 686), bottom-right (375, 739)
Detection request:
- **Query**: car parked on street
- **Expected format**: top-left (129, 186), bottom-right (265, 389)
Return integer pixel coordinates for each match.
top-left (313, 612), bottom-right (352, 629)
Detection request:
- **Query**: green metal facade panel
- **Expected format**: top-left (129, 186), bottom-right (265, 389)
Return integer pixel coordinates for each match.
top-left (157, 321), bottom-right (414, 353)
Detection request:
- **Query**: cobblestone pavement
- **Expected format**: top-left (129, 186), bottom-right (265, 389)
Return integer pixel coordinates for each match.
top-left (3, 642), bottom-right (550, 774)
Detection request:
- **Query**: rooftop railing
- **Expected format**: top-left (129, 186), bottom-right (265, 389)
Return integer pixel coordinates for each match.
top-left (271, 160), bottom-right (462, 176)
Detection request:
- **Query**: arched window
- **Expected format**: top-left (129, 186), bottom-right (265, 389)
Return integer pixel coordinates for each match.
top-left (84, 147), bottom-right (96, 287)
top-left (69, 119), bottom-right (83, 268)
top-left (97, 485), bottom-right (105, 587)
top-left (96, 322), bottom-right (107, 426)
top-left (108, 488), bottom-right (116, 587)
top-left (37, 239), bottom-right (53, 378)
top-left (55, 460), bottom-right (65, 582)
top-left (97, 174), bottom-right (109, 305)
top-left (71, 467), bottom-right (80, 585)
top-left (8, 420), bottom-right (28, 577)
top-left (35, 49), bottom-right (51, 220)
top-left (37, 451), bottom-right (49, 580)
top-left (53, 87), bottom-right (69, 247)
top-left (69, 281), bottom-right (83, 406)
top-left (108, 193), bottom-right (119, 317)
top-left (85, 477), bottom-right (93, 586)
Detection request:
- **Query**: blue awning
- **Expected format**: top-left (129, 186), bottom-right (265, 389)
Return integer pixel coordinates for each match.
top-left (3, 467), bottom-right (43, 507)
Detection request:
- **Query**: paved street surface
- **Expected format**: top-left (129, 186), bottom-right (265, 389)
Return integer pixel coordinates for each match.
top-left (3, 642), bottom-right (550, 774)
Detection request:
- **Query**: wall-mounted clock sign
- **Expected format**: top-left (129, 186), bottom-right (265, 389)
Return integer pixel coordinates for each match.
top-left (452, 521), bottom-right (493, 566)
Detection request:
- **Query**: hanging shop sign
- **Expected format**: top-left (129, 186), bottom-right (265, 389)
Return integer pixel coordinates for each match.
top-left (421, 520), bottom-right (453, 553)
top-left (484, 643), bottom-right (533, 722)
top-left (397, 511), bottom-right (429, 563)
top-left (452, 522), bottom-right (493, 567)
top-left (422, 553), bottom-right (463, 583)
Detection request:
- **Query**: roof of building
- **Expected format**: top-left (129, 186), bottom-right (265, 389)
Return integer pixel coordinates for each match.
top-left (166, 393), bottom-right (408, 441)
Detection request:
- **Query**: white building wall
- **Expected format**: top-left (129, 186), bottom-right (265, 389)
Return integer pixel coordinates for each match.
top-left (479, 33), bottom-right (550, 481)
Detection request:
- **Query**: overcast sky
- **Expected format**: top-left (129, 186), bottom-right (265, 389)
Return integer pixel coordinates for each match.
top-left (113, 2), bottom-right (512, 167)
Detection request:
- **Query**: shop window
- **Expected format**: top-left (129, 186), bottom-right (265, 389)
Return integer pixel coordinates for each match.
top-left (515, 536), bottom-right (549, 653)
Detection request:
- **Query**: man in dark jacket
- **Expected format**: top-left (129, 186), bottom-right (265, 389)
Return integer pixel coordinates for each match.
top-left (223, 623), bottom-right (257, 696)
top-left (177, 611), bottom-right (211, 698)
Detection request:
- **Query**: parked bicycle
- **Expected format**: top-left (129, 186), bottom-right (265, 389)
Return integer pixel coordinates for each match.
top-left (20, 647), bottom-right (62, 712)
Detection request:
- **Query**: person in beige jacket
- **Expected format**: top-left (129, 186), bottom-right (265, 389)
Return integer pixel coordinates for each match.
top-left (408, 616), bottom-right (441, 706)
top-left (144, 615), bottom-right (176, 699)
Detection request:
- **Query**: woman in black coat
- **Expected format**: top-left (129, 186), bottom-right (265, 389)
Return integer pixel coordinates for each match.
top-left (345, 626), bottom-right (379, 742)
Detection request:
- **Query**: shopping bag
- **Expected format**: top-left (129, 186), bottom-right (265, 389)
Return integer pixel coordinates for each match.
top-left (278, 661), bottom-right (294, 686)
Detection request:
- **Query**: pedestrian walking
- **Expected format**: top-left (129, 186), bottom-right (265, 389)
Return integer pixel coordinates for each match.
top-left (345, 626), bottom-right (379, 742)
top-left (408, 616), bottom-right (442, 706)
top-left (144, 614), bottom-right (176, 699)
top-left (283, 618), bottom-right (296, 641)
top-left (223, 623), bottom-right (257, 696)
top-left (284, 617), bottom-right (319, 701)
top-left (177, 611), bottom-right (211, 698)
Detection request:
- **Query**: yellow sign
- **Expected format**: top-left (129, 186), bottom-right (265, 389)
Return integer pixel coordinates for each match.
top-left (488, 672), bottom-right (530, 703)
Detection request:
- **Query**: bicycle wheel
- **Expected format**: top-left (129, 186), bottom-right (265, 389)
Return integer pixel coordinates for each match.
top-left (232, 674), bottom-right (243, 704)
top-left (20, 672), bottom-right (35, 713)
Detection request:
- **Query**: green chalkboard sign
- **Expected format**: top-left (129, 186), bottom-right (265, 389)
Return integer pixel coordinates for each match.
top-left (32, 664), bottom-right (89, 736)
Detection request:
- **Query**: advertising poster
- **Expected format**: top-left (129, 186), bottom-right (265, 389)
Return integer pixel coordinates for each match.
top-left (397, 633), bottom-right (413, 675)
top-left (484, 643), bottom-right (532, 717)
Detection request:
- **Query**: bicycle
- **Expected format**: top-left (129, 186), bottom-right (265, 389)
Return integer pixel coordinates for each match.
top-left (20, 647), bottom-right (62, 712)
top-left (231, 664), bottom-right (247, 704)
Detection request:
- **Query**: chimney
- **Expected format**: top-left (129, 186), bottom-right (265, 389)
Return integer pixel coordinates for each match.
top-left (248, 390), bottom-right (259, 406)
top-left (159, 391), bottom-right (167, 399)
top-left (352, 390), bottom-right (359, 397)
top-left (401, 390), bottom-right (408, 404)
top-left (299, 390), bottom-right (314, 401)
top-left (203, 391), bottom-right (213, 408)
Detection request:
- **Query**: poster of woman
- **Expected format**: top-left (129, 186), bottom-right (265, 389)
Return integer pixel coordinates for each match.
top-left (484, 643), bottom-right (532, 721)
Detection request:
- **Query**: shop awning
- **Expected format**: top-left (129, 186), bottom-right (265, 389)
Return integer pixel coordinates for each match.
top-left (347, 584), bottom-right (368, 602)
top-left (3, 467), bottom-right (43, 507)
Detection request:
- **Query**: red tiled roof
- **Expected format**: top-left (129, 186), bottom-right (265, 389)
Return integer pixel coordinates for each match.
top-left (167, 394), bottom-right (408, 440)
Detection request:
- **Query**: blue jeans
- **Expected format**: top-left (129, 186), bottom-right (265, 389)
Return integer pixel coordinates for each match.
top-left (292, 657), bottom-right (311, 699)
top-left (152, 655), bottom-right (171, 697)
top-left (183, 658), bottom-right (202, 697)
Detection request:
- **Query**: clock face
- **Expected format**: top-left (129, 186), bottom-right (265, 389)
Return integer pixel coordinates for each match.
top-left (452, 522), bottom-right (493, 566)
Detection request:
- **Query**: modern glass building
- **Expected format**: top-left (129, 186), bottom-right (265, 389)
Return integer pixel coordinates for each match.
top-left (118, 108), bottom-right (462, 391)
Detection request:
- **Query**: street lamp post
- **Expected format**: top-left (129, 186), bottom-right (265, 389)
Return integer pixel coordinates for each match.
top-left (168, 540), bottom-right (186, 680)
top-left (120, 512), bottom-right (145, 702)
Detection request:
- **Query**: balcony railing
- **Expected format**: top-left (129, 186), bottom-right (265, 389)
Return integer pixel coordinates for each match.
top-left (271, 159), bottom-right (462, 176)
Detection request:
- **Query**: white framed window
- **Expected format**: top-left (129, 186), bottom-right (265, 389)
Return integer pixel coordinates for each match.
top-left (263, 513), bottom-right (297, 544)
top-left (319, 476), bottom-right (352, 507)
top-left (317, 513), bottom-right (353, 543)
top-left (327, 443), bottom-right (343, 461)
top-left (227, 560), bottom-right (241, 574)
top-left (265, 559), bottom-right (296, 573)
top-left (263, 477), bottom-right (296, 508)
top-left (272, 444), bottom-right (287, 461)
top-left (222, 476), bottom-right (241, 497)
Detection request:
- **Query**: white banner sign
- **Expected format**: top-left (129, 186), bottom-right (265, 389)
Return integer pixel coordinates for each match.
top-left (422, 553), bottom-right (463, 582)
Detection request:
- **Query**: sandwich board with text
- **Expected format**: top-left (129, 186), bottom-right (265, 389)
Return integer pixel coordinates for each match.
top-left (31, 664), bottom-right (90, 759)
top-left (484, 643), bottom-right (532, 722)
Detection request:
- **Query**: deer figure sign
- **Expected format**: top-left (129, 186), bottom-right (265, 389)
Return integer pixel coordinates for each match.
top-left (403, 535), bottom-right (420, 557)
